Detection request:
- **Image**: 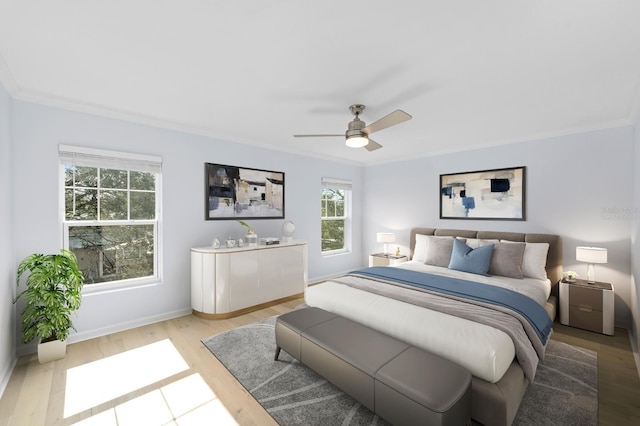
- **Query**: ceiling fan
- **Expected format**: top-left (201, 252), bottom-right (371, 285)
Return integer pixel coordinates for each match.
top-left (294, 104), bottom-right (412, 152)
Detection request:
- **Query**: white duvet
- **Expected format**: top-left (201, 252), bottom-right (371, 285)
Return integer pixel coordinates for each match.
top-left (304, 261), bottom-right (551, 383)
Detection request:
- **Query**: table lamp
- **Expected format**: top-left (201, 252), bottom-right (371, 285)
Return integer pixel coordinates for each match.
top-left (377, 233), bottom-right (396, 255)
top-left (282, 220), bottom-right (296, 243)
top-left (576, 246), bottom-right (607, 284)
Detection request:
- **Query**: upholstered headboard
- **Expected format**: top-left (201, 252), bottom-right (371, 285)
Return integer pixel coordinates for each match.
top-left (409, 227), bottom-right (563, 285)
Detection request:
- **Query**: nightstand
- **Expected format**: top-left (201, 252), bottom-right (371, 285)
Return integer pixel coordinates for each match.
top-left (369, 253), bottom-right (408, 267)
top-left (559, 279), bottom-right (614, 335)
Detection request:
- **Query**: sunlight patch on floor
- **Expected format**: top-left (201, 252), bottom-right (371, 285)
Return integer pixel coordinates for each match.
top-left (114, 390), bottom-right (174, 425)
top-left (65, 339), bottom-right (189, 418)
top-left (72, 373), bottom-right (239, 425)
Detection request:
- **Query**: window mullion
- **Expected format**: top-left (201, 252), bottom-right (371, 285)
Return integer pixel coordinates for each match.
top-left (127, 170), bottom-right (131, 221)
top-left (72, 166), bottom-right (77, 218)
top-left (97, 168), bottom-right (101, 221)
top-left (62, 157), bottom-right (160, 287)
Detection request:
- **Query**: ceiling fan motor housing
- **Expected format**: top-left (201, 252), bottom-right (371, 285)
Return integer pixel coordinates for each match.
top-left (346, 116), bottom-right (367, 138)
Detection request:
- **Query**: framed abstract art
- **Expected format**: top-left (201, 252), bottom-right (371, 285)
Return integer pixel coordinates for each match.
top-left (205, 163), bottom-right (284, 220)
top-left (440, 166), bottom-right (525, 220)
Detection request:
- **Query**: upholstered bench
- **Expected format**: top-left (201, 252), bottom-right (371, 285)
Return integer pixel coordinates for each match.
top-left (275, 307), bottom-right (472, 426)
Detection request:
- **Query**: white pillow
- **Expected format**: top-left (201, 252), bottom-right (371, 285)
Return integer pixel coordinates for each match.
top-left (412, 234), bottom-right (429, 262)
top-left (467, 238), bottom-right (498, 249)
top-left (522, 242), bottom-right (550, 280)
top-left (501, 240), bottom-right (549, 280)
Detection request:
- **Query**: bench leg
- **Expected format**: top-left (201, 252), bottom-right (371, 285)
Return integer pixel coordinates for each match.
top-left (274, 346), bottom-right (281, 361)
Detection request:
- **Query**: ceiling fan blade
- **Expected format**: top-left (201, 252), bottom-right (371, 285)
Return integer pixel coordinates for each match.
top-left (363, 110), bottom-right (412, 135)
top-left (364, 138), bottom-right (383, 152)
top-left (293, 134), bottom-right (343, 138)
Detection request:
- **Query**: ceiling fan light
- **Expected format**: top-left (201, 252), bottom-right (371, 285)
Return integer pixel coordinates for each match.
top-left (345, 135), bottom-right (368, 148)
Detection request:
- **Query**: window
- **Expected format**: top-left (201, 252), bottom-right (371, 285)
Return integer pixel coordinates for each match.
top-left (59, 145), bottom-right (162, 288)
top-left (321, 178), bottom-right (352, 253)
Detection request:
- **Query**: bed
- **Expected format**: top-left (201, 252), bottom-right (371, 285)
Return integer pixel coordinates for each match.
top-left (304, 227), bottom-right (562, 426)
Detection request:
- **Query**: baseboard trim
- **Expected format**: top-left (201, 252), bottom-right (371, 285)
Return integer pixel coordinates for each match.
top-left (0, 356), bottom-right (18, 400)
top-left (69, 307), bottom-right (193, 344)
top-left (629, 328), bottom-right (640, 379)
top-left (15, 307), bottom-right (193, 357)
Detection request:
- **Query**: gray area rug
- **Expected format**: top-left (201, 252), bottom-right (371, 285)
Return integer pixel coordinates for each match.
top-left (202, 316), bottom-right (597, 425)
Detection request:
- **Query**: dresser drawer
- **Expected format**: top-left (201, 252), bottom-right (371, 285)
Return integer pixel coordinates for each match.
top-left (568, 285), bottom-right (603, 311)
top-left (568, 305), bottom-right (604, 334)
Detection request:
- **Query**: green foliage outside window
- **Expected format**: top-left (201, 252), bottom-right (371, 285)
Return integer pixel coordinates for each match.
top-left (64, 165), bottom-right (157, 284)
top-left (67, 225), bottom-right (154, 284)
top-left (65, 167), bottom-right (156, 221)
top-left (321, 188), bottom-right (346, 251)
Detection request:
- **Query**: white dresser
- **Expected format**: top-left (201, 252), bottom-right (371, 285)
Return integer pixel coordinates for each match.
top-left (191, 240), bottom-right (308, 319)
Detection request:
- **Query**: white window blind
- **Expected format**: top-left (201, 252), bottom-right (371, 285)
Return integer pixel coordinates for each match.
top-left (59, 144), bottom-right (162, 173)
top-left (321, 177), bottom-right (352, 191)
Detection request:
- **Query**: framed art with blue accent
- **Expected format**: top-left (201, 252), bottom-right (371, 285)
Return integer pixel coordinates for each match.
top-left (440, 166), bottom-right (526, 220)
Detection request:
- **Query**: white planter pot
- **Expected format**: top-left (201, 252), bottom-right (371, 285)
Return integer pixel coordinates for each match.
top-left (38, 338), bottom-right (67, 364)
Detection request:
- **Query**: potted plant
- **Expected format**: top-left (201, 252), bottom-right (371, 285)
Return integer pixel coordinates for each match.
top-left (14, 249), bottom-right (85, 363)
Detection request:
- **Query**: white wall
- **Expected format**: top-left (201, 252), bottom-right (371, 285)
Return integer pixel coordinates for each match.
top-left (10, 100), bottom-right (364, 354)
top-left (363, 126), bottom-right (634, 328)
top-left (0, 83), bottom-right (15, 394)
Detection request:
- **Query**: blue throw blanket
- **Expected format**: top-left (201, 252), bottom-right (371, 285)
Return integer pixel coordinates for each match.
top-left (351, 266), bottom-right (553, 343)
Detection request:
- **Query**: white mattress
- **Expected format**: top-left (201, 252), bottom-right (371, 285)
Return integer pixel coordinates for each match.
top-left (304, 261), bottom-right (551, 383)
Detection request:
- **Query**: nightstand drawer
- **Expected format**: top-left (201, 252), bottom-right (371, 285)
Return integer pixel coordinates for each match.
top-left (559, 279), bottom-right (615, 335)
top-left (368, 253), bottom-right (407, 267)
top-left (370, 255), bottom-right (390, 267)
top-left (568, 285), bottom-right (603, 311)
top-left (568, 305), bottom-right (604, 334)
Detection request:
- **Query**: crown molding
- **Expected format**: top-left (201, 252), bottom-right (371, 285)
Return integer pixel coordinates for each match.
top-left (365, 119), bottom-right (634, 167)
top-left (3, 74), bottom-right (636, 169)
top-left (9, 86), bottom-right (365, 167)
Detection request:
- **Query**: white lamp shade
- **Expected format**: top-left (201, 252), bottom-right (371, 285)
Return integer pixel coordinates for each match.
top-left (377, 233), bottom-right (396, 243)
top-left (576, 246), bottom-right (608, 264)
top-left (346, 136), bottom-right (368, 148)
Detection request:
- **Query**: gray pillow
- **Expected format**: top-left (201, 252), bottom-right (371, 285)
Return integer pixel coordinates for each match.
top-left (484, 241), bottom-right (526, 278)
top-left (501, 240), bottom-right (549, 280)
top-left (425, 236), bottom-right (465, 267)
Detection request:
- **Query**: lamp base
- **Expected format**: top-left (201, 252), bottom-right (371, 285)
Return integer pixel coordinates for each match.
top-left (586, 263), bottom-right (595, 284)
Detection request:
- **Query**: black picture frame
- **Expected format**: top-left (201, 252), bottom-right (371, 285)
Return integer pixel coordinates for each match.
top-left (205, 163), bottom-right (285, 220)
top-left (439, 166), bottom-right (526, 220)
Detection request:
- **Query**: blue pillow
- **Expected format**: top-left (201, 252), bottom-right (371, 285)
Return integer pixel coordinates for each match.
top-left (448, 238), bottom-right (494, 276)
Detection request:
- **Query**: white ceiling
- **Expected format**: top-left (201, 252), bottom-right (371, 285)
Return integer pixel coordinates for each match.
top-left (1, 1), bottom-right (639, 166)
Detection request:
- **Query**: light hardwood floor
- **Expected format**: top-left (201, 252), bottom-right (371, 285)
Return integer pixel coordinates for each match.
top-left (1, 298), bottom-right (639, 426)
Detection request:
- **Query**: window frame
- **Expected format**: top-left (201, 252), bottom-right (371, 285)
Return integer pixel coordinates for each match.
top-left (321, 178), bottom-right (352, 255)
top-left (59, 145), bottom-right (162, 293)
